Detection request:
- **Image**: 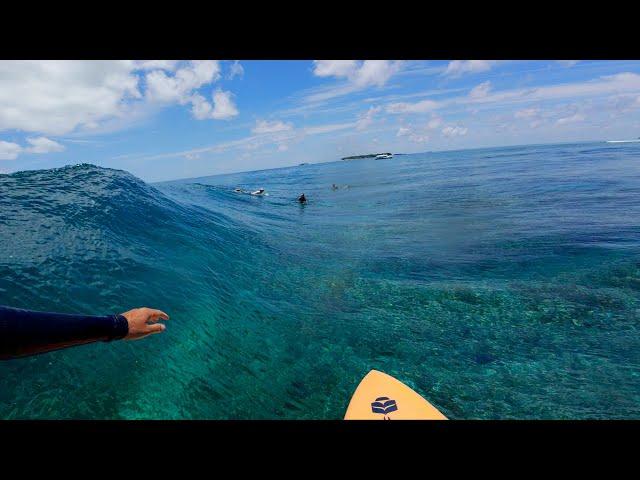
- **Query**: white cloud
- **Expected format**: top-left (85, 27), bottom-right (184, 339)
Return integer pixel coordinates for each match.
top-left (312, 60), bottom-right (359, 78)
top-left (556, 113), bottom-right (585, 125)
top-left (228, 61), bottom-right (244, 80)
top-left (604, 94), bottom-right (640, 117)
top-left (386, 72), bottom-right (640, 124)
top-left (136, 60), bottom-right (179, 71)
top-left (397, 127), bottom-right (411, 137)
top-left (410, 134), bottom-right (429, 142)
top-left (146, 61), bottom-right (240, 121)
top-left (355, 106), bottom-right (381, 131)
top-left (304, 122), bottom-right (355, 135)
top-left (557, 60), bottom-right (579, 67)
top-left (25, 136), bottom-right (65, 154)
top-left (300, 84), bottom-right (362, 104)
top-left (444, 60), bottom-right (496, 77)
top-left (0, 60), bottom-right (141, 135)
top-left (210, 90), bottom-right (239, 120)
top-left (0, 60), bottom-right (239, 137)
top-left (190, 89), bottom-right (239, 120)
top-left (0, 141), bottom-right (22, 160)
top-left (442, 125), bottom-right (468, 137)
top-left (514, 104), bottom-right (589, 128)
top-left (386, 99), bottom-right (438, 114)
top-left (468, 72), bottom-right (640, 107)
top-left (426, 115), bottom-right (443, 129)
top-left (397, 116), bottom-right (465, 141)
top-left (146, 60), bottom-right (221, 104)
top-left (252, 119), bottom-right (293, 134)
top-left (299, 60), bottom-right (404, 107)
top-left (352, 61), bottom-right (403, 88)
top-left (190, 94), bottom-right (214, 120)
top-left (124, 120), bottom-right (362, 164)
top-left (469, 81), bottom-right (491, 99)
top-left (396, 125), bottom-right (429, 143)
top-left (312, 60), bottom-right (403, 88)
top-left (0, 136), bottom-right (65, 160)
top-left (515, 108), bottom-right (539, 119)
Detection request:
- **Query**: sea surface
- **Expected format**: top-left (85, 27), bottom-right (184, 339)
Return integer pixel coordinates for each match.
top-left (1, 142), bottom-right (639, 419)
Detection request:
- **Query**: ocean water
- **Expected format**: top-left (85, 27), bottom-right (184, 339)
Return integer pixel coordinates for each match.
top-left (1, 142), bottom-right (639, 419)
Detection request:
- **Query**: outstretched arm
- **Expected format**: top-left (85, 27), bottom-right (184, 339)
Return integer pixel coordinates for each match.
top-left (0, 305), bottom-right (169, 360)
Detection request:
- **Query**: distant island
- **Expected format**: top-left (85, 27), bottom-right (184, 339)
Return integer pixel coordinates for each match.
top-left (342, 152), bottom-right (393, 160)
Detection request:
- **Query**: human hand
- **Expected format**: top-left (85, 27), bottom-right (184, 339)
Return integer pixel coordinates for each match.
top-left (120, 307), bottom-right (169, 341)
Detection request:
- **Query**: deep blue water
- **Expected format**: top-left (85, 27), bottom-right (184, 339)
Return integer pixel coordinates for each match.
top-left (1, 142), bottom-right (639, 419)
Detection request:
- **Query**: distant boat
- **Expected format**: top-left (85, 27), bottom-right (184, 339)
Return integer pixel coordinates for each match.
top-left (342, 152), bottom-right (393, 161)
top-left (298, 162), bottom-right (309, 166)
top-left (606, 138), bottom-right (640, 143)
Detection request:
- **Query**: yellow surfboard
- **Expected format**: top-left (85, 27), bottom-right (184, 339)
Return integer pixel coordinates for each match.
top-left (344, 370), bottom-right (447, 420)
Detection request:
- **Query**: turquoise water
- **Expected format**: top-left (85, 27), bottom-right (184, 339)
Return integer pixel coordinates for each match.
top-left (1, 142), bottom-right (640, 419)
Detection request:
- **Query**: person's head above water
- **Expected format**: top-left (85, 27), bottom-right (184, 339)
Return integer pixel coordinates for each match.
top-left (298, 193), bottom-right (307, 203)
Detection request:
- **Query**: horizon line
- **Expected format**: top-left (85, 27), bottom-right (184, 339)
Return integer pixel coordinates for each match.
top-left (152, 138), bottom-right (608, 184)
top-left (0, 138), bottom-right (616, 183)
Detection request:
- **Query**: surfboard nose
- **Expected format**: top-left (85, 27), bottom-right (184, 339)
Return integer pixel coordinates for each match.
top-left (344, 370), bottom-right (447, 420)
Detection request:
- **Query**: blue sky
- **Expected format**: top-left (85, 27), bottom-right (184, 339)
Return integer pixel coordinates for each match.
top-left (1, 60), bottom-right (640, 182)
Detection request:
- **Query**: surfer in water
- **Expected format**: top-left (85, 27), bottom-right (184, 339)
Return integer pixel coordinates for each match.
top-left (0, 305), bottom-right (169, 360)
top-left (251, 188), bottom-right (266, 196)
top-left (298, 193), bottom-right (307, 203)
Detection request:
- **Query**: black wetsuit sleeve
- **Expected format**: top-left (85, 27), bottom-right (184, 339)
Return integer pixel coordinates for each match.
top-left (0, 305), bottom-right (129, 360)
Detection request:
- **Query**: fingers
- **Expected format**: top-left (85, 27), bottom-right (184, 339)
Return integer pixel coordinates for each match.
top-left (124, 322), bottom-right (165, 341)
top-left (146, 323), bottom-right (166, 334)
top-left (142, 308), bottom-right (170, 322)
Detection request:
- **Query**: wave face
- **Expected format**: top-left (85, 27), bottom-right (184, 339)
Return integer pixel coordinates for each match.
top-left (1, 142), bottom-right (640, 419)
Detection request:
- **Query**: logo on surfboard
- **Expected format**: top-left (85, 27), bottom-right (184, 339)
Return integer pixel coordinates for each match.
top-left (371, 397), bottom-right (398, 419)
